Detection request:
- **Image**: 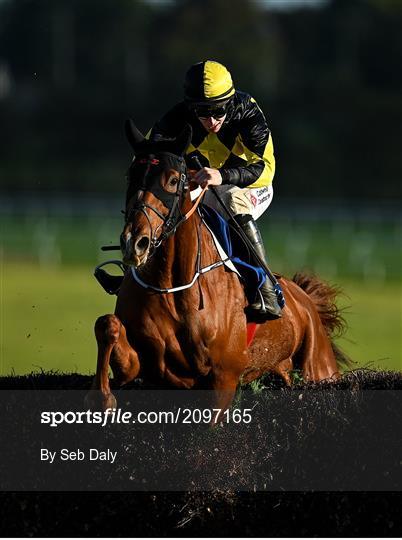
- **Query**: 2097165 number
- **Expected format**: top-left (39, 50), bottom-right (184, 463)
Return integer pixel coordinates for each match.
top-left (181, 408), bottom-right (252, 424)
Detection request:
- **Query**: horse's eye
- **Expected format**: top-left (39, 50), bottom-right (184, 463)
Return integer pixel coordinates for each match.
top-left (168, 176), bottom-right (178, 187)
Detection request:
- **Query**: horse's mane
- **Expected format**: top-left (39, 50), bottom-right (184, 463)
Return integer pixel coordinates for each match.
top-left (292, 272), bottom-right (353, 368)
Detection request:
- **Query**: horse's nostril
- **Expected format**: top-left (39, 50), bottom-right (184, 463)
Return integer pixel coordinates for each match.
top-left (135, 236), bottom-right (150, 255)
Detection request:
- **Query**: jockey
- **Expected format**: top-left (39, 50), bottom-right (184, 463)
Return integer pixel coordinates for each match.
top-left (150, 60), bottom-right (282, 321)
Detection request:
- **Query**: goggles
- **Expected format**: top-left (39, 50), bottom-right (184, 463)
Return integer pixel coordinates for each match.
top-left (190, 101), bottom-right (230, 120)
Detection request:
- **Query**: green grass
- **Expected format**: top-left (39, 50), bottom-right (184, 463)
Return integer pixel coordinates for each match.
top-left (2, 215), bottom-right (401, 281)
top-left (335, 280), bottom-right (401, 371)
top-left (1, 262), bottom-right (400, 375)
top-left (1, 263), bottom-right (114, 376)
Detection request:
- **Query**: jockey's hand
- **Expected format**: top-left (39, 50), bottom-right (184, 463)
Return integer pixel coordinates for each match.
top-left (193, 167), bottom-right (222, 189)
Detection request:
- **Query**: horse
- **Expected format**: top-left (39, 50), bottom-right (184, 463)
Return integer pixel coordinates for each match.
top-left (86, 120), bottom-right (349, 413)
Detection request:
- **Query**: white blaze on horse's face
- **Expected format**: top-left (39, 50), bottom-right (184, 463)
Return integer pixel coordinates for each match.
top-left (122, 223), bottom-right (151, 268)
top-left (122, 219), bottom-right (151, 268)
top-left (122, 191), bottom-right (168, 268)
top-left (121, 191), bottom-right (148, 267)
top-left (122, 168), bottom-right (183, 267)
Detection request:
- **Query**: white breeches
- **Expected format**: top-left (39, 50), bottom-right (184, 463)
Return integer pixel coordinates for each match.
top-left (203, 184), bottom-right (274, 220)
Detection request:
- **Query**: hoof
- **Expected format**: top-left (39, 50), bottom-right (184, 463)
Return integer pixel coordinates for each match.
top-left (84, 390), bottom-right (117, 411)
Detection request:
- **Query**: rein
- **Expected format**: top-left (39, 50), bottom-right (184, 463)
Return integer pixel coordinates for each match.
top-left (131, 207), bottom-right (230, 294)
top-left (131, 256), bottom-right (228, 293)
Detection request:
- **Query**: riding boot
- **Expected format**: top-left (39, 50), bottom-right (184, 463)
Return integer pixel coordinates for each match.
top-left (232, 214), bottom-right (282, 322)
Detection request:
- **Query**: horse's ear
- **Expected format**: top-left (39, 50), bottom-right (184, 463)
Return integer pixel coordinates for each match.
top-left (125, 118), bottom-right (145, 152)
top-left (174, 124), bottom-right (193, 156)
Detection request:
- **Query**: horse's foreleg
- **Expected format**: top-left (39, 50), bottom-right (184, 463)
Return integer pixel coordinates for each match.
top-left (109, 320), bottom-right (141, 387)
top-left (86, 314), bottom-right (140, 410)
top-left (209, 368), bottom-right (242, 424)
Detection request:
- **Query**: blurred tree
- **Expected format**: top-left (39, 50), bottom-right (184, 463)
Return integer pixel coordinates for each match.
top-left (149, 0), bottom-right (281, 101)
top-left (0, 0), bottom-right (401, 200)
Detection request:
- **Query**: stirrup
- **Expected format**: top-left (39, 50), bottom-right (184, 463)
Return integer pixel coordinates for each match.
top-left (94, 260), bottom-right (126, 295)
top-left (245, 289), bottom-right (282, 323)
top-left (244, 305), bottom-right (281, 323)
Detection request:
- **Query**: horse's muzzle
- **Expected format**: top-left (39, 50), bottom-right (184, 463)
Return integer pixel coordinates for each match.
top-left (134, 234), bottom-right (150, 255)
top-left (120, 228), bottom-right (150, 267)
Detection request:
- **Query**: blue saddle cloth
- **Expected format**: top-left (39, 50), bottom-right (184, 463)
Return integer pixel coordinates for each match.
top-left (200, 205), bottom-right (267, 298)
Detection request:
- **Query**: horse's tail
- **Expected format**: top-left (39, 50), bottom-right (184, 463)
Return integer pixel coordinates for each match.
top-left (292, 272), bottom-right (353, 368)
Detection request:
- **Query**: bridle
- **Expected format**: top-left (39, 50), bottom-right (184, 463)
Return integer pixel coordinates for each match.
top-left (123, 150), bottom-right (231, 295)
top-left (124, 151), bottom-right (205, 257)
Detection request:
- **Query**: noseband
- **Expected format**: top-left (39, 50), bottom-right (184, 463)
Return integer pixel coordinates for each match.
top-left (125, 152), bottom-right (188, 253)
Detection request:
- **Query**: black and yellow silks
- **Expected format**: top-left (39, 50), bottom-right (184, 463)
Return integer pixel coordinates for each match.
top-left (150, 90), bottom-right (275, 190)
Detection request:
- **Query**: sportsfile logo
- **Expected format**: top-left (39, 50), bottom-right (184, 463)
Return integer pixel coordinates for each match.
top-left (41, 409), bottom-right (132, 428)
top-left (40, 407), bottom-right (254, 427)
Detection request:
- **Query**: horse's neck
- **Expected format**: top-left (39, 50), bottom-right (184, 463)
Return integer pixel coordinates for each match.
top-left (142, 212), bottom-right (216, 290)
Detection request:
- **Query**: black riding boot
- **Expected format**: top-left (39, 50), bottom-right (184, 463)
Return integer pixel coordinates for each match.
top-left (232, 214), bottom-right (282, 322)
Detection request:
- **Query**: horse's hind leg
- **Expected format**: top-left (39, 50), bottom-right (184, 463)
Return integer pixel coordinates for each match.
top-left (272, 357), bottom-right (293, 386)
top-left (85, 314), bottom-right (140, 410)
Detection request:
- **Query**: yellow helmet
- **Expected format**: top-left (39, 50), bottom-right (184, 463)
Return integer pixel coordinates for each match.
top-left (184, 60), bottom-right (235, 104)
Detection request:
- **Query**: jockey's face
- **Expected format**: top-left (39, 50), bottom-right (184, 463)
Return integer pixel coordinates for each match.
top-left (198, 114), bottom-right (226, 133)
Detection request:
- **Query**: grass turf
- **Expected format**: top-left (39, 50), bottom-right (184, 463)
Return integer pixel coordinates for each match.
top-left (1, 262), bottom-right (401, 375)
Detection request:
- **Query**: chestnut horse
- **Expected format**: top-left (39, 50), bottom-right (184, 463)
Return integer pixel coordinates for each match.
top-left (86, 121), bottom-right (348, 412)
